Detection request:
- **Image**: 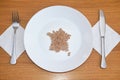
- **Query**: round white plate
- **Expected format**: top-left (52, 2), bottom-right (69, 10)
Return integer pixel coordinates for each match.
top-left (24, 6), bottom-right (93, 72)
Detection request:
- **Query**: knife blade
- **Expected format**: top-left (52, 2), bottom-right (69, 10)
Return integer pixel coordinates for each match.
top-left (99, 10), bottom-right (107, 68)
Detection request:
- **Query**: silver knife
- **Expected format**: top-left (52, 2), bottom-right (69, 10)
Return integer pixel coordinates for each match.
top-left (99, 10), bottom-right (107, 68)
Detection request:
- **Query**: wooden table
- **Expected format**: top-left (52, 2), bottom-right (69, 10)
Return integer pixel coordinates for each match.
top-left (0, 0), bottom-right (120, 80)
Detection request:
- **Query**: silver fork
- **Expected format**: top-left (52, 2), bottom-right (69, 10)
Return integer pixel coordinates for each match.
top-left (10, 11), bottom-right (20, 64)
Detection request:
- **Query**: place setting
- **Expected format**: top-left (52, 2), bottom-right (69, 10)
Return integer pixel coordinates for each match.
top-left (0, 5), bottom-right (120, 73)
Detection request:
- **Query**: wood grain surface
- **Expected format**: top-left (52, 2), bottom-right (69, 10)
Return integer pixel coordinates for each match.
top-left (0, 0), bottom-right (120, 80)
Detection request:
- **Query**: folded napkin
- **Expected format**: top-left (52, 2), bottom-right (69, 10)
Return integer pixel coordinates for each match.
top-left (93, 21), bottom-right (120, 57)
top-left (0, 21), bottom-right (119, 60)
top-left (0, 23), bottom-right (25, 59)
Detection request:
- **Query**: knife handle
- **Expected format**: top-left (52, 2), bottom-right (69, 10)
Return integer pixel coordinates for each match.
top-left (101, 37), bottom-right (107, 68)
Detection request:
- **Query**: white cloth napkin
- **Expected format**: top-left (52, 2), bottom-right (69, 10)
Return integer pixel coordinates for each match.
top-left (93, 21), bottom-right (120, 57)
top-left (0, 21), bottom-right (119, 60)
top-left (0, 23), bottom-right (25, 59)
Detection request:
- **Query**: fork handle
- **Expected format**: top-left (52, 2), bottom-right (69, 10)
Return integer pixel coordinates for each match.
top-left (101, 37), bottom-right (107, 68)
top-left (10, 32), bottom-right (16, 64)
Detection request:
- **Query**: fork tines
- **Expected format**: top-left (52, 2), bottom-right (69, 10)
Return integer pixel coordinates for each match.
top-left (12, 11), bottom-right (20, 23)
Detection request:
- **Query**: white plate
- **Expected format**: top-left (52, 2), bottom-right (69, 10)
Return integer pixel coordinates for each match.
top-left (24, 6), bottom-right (93, 72)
